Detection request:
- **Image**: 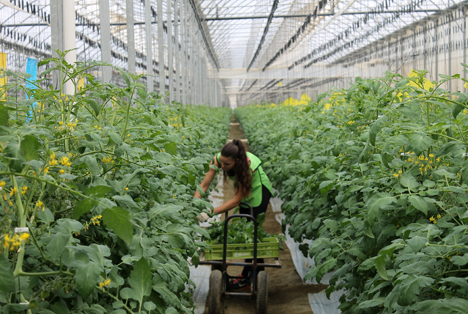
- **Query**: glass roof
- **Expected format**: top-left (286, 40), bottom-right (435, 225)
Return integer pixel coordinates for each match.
top-left (0, 0), bottom-right (466, 96)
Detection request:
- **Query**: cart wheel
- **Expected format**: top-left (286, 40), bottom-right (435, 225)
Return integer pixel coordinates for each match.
top-left (256, 271), bottom-right (268, 314)
top-left (207, 270), bottom-right (224, 314)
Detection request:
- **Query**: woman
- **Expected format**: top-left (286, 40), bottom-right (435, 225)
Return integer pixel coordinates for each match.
top-left (194, 139), bottom-right (274, 290)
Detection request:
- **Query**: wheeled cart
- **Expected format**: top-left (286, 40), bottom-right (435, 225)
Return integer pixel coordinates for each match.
top-left (199, 202), bottom-right (281, 314)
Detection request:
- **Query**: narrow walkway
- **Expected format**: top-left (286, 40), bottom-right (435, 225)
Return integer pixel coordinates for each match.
top-left (213, 115), bottom-right (327, 314)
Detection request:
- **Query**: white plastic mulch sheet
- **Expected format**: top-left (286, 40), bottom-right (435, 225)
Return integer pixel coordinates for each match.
top-left (190, 174), bottom-right (224, 313)
top-left (271, 190), bottom-right (343, 314)
top-left (189, 264), bottom-right (211, 314)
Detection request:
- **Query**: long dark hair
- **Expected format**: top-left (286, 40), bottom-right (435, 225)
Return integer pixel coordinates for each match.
top-left (221, 139), bottom-right (252, 197)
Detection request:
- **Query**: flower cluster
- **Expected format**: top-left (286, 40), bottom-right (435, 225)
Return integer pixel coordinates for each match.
top-left (99, 278), bottom-right (111, 288)
top-left (56, 119), bottom-right (77, 131)
top-left (60, 156), bottom-right (72, 167)
top-left (91, 215), bottom-right (102, 226)
top-left (429, 214), bottom-right (442, 224)
top-left (36, 200), bottom-right (45, 211)
top-left (398, 151), bottom-right (442, 175)
top-left (393, 170), bottom-right (403, 178)
top-left (2, 233), bottom-right (29, 252)
top-left (102, 156), bottom-right (113, 164)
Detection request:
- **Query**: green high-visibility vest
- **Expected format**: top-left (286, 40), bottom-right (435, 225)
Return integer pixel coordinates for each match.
top-left (216, 152), bottom-right (273, 207)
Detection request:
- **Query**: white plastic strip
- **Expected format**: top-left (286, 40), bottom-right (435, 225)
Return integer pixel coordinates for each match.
top-left (189, 265), bottom-right (211, 314)
top-left (274, 213), bottom-right (343, 314)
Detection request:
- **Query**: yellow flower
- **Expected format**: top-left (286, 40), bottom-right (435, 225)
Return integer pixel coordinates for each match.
top-left (436, 157), bottom-right (441, 162)
top-left (127, 134), bottom-right (130, 137)
top-left (429, 154), bottom-right (434, 158)
top-left (59, 169), bottom-right (65, 175)
top-left (0, 181), bottom-right (5, 188)
top-left (125, 187), bottom-right (129, 191)
top-left (44, 167), bottom-right (49, 174)
top-left (60, 156), bottom-right (69, 165)
top-left (66, 162), bottom-right (72, 167)
top-left (429, 216), bottom-right (435, 222)
top-left (50, 152), bottom-right (56, 160)
top-left (49, 159), bottom-right (58, 166)
top-left (8, 200), bottom-right (13, 206)
top-left (99, 278), bottom-right (111, 288)
top-left (437, 214), bottom-right (441, 219)
top-left (59, 121), bottom-right (63, 125)
top-left (393, 173), bottom-right (399, 178)
top-left (9, 187), bottom-right (17, 196)
top-left (36, 200), bottom-right (43, 207)
top-left (419, 155), bottom-right (424, 160)
top-left (95, 125), bottom-right (98, 128)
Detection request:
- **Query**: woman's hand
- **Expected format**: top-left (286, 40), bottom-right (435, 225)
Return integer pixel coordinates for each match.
top-left (196, 212), bottom-right (210, 222)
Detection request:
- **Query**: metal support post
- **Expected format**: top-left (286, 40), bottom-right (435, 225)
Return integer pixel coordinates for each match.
top-left (158, 0), bottom-right (165, 98)
top-left (126, 0), bottom-right (136, 74)
top-left (99, 0), bottom-right (112, 83)
top-left (465, 7), bottom-right (467, 81)
top-left (180, 0), bottom-right (187, 104)
top-left (174, 0), bottom-right (181, 103)
top-left (448, 11), bottom-right (452, 92)
top-left (423, 25), bottom-right (427, 71)
top-left (51, 0), bottom-right (76, 94)
top-left (167, 0), bottom-right (174, 102)
top-left (435, 20), bottom-right (439, 81)
top-left (145, 0), bottom-right (153, 92)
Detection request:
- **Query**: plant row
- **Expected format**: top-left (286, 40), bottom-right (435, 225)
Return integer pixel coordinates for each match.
top-left (0, 53), bottom-right (231, 314)
top-left (236, 69), bottom-right (468, 314)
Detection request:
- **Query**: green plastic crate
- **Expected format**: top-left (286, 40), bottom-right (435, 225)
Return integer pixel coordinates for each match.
top-left (204, 237), bottom-right (279, 261)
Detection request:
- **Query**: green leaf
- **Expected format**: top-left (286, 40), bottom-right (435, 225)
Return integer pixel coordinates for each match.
top-left (375, 255), bottom-right (388, 280)
top-left (367, 193), bottom-right (396, 225)
top-left (0, 104), bottom-right (10, 127)
top-left (410, 133), bottom-right (432, 155)
top-left (356, 297), bottom-right (386, 309)
top-left (108, 132), bottom-right (122, 146)
top-left (118, 68), bottom-right (131, 87)
top-left (411, 298), bottom-right (468, 314)
top-left (75, 262), bottom-right (102, 299)
top-left (113, 195), bottom-right (139, 211)
top-left (400, 173), bottom-right (419, 190)
top-left (398, 274), bottom-right (434, 306)
top-left (73, 198), bottom-right (99, 219)
top-left (20, 135), bottom-right (40, 161)
top-left (88, 99), bottom-right (100, 116)
top-left (37, 207), bottom-right (55, 223)
top-left (436, 141), bottom-right (463, 157)
top-left (85, 185), bottom-right (112, 197)
top-left (144, 302), bottom-right (156, 311)
top-left (165, 307), bottom-right (178, 314)
top-left (46, 232), bottom-right (71, 260)
top-left (369, 116), bottom-right (387, 146)
top-left (450, 255), bottom-right (468, 266)
top-left (408, 195), bottom-right (428, 215)
top-left (102, 206), bottom-right (133, 244)
top-left (453, 102), bottom-right (465, 118)
top-left (0, 254), bottom-right (15, 293)
top-left (316, 258), bottom-right (337, 283)
top-left (319, 180), bottom-right (334, 196)
top-left (4, 142), bottom-right (25, 172)
top-left (127, 258), bottom-right (152, 305)
top-left (82, 155), bottom-right (101, 176)
top-left (407, 236), bottom-right (428, 253)
top-left (164, 142), bottom-right (177, 156)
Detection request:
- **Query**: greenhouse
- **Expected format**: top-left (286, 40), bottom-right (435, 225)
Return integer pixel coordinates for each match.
top-left (1, 0), bottom-right (468, 313)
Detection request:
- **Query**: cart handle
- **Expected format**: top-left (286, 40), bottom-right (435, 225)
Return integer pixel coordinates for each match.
top-left (222, 211), bottom-right (258, 272)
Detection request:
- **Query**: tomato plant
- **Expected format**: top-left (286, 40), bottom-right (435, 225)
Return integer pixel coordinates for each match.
top-left (236, 68), bottom-right (468, 313)
top-left (0, 51), bottom-right (231, 314)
